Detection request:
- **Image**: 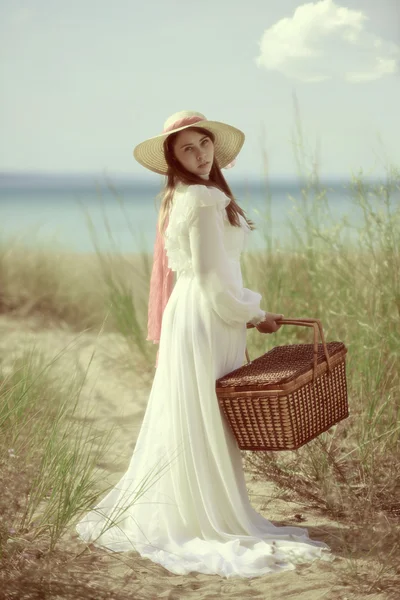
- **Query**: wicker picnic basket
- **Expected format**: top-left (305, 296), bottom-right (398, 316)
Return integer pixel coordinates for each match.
top-left (215, 318), bottom-right (348, 451)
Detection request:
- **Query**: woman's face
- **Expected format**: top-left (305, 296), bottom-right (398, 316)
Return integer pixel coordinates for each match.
top-left (172, 129), bottom-right (214, 178)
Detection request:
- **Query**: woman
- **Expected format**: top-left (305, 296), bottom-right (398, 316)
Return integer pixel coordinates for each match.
top-left (75, 110), bottom-right (333, 578)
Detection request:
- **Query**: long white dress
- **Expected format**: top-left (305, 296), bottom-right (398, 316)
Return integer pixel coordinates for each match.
top-left (75, 182), bottom-right (334, 578)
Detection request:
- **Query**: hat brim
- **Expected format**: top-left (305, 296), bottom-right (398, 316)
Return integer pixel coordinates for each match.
top-left (133, 120), bottom-right (245, 176)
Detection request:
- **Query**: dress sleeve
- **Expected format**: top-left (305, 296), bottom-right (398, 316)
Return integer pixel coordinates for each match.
top-left (186, 184), bottom-right (266, 327)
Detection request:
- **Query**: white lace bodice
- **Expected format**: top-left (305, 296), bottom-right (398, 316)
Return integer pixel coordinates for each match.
top-left (163, 183), bottom-right (265, 327)
top-left (164, 183), bottom-right (251, 277)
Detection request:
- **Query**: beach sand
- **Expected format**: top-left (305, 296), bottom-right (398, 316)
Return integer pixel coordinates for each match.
top-left (0, 313), bottom-right (391, 600)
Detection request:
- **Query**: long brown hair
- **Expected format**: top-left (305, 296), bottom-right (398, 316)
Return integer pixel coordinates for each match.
top-left (155, 126), bottom-right (256, 238)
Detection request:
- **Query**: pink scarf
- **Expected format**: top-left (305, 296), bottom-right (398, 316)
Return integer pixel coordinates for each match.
top-left (147, 160), bottom-right (236, 369)
top-left (146, 212), bottom-right (175, 368)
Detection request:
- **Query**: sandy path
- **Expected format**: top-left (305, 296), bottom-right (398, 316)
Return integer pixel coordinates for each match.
top-left (0, 314), bottom-right (389, 600)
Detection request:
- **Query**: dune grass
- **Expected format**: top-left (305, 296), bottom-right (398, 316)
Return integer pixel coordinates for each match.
top-left (240, 115), bottom-right (400, 595)
top-left (0, 323), bottom-right (181, 599)
top-left (0, 110), bottom-right (399, 597)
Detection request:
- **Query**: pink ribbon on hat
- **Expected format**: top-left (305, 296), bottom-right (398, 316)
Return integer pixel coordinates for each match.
top-left (146, 116), bottom-right (236, 369)
top-left (163, 114), bottom-right (205, 133)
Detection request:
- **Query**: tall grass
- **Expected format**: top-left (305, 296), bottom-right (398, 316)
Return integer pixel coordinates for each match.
top-left (240, 95), bottom-right (400, 595)
top-left (0, 97), bottom-right (399, 596)
top-left (0, 326), bottom-right (181, 599)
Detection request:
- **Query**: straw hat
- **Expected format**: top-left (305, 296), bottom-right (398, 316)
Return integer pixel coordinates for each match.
top-left (133, 110), bottom-right (245, 175)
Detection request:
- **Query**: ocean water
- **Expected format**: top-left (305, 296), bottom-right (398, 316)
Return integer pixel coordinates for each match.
top-left (0, 174), bottom-right (394, 255)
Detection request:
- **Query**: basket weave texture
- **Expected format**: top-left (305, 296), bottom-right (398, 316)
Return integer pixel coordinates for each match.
top-left (216, 318), bottom-right (348, 451)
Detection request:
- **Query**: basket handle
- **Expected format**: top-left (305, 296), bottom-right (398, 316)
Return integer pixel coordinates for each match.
top-left (245, 317), bottom-right (332, 384)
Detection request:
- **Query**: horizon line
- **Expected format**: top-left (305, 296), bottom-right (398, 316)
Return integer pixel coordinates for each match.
top-left (0, 169), bottom-right (384, 183)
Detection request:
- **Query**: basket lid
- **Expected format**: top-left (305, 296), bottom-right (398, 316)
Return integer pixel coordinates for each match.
top-left (217, 341), bottom-right (346, 389)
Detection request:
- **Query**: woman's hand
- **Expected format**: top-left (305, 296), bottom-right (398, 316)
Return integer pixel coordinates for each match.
top-left (255, 312), bottom-right (284, 334)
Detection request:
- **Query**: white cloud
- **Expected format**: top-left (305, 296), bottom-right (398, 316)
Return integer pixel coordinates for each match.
top-left (254, 0), bottom-right (400, 83)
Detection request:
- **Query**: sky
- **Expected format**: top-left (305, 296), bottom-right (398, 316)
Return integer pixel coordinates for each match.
top-left (1, 0), bottom-right (399, 182)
